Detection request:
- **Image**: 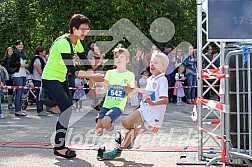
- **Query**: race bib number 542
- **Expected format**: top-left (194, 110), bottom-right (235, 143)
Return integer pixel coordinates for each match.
top-left (107, 85), bottom-right (125, 100)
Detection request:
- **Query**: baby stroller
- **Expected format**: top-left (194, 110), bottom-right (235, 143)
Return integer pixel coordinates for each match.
top-left (21, 70), bottom-right (36, 110)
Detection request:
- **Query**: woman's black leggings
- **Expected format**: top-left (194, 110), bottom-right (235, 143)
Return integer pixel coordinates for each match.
top-left (42, 79), bottom-right (73, 150)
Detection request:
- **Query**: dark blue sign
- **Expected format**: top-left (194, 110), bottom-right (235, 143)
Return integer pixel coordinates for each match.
top-left (208, 0), bottom-right (252, 41)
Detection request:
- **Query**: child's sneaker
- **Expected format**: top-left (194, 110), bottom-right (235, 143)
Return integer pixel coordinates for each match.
top-left (0, 114), bottom-right (5, 119)
top-left (97, 147), bottom-right (105, 161)
top-left (115, 131), bottom-right (123, 145)
top-left (103, 148), bottom-right (122, 160)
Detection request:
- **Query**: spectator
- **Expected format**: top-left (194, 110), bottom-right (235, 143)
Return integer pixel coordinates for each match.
top-left (9, 40), bottom-right (28, 116)
top-left (87, 41), bottom-right (96, 61)
top-left (183, 45), bottom-right (197, 104)
top-left (163, 43), bottom-right (176, 103)
top-left (145, 45), bottom-right (157, 65)
top-left (173, 65), bottom-right (186, 105)
top-left (89, 43), bottom-right (108, 110)
top-left (0, 65), bottom-right (9, 118)
top-left (203, 44), bottom-right (219, 99)
top-left (131, 48), bottom-right (148, 83)
top-left (30, 46), bottom-right (52, 116)
top-left (73, 77), bottom-right (87, 112)
top-left (138, 70), bottom-right (149, 101)
top-left (130, 81), bottom-right (139, 107)
top-left (203, 44), bottom-right (216, 69)
top-left (175, 49), bottom-right (184, 68)
top-left (1, 47), bottom-right (14, 109)
top-left (90, 43), bottom-right (107, 73)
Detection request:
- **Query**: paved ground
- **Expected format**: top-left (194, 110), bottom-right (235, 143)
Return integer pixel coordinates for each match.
top-left (0, 99), bottom-right (223, 167)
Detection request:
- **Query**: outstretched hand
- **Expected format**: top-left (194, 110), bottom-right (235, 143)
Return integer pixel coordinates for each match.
top-left (90, 73), bottom-right (105, 82)
top-left (124, 83), bottom-right (133, 95)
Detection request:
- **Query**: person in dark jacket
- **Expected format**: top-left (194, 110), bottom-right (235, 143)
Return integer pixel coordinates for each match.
top-left (1, 47), bottom-right (14, 109)
top-left (9, 40), bottom-right (28, 116)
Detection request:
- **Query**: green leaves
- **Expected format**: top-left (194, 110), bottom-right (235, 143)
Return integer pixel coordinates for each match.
top-left (0, 0), bottom-right (196, 61)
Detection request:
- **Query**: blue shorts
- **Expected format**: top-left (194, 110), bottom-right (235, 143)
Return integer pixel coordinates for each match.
top-left (96, 107), bottom-right (122, 123)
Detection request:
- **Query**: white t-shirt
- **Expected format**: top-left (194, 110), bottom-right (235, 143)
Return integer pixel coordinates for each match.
top-left (32, 56), bottom-right (46, 81)
top-left (175, 72), bottom-right (185, 81)
top-left (13, 58), bottom-right (26, 77)
top-left (139, 73), bottom-right (168, 128)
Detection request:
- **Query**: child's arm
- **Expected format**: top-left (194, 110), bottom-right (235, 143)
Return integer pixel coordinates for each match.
top-left (143, 77), bottom-right (169, 106)
top-left (126, 87), bottom-right (145, 98)
top-left (95, 80), bottom-right (109, 94)
top-left (143, 95), bottom-right (168, 106)
top-left (95, 70), bottom-right (110, 94)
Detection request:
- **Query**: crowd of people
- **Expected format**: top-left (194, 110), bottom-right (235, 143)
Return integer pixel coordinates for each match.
top-left (0, 13), bottom-right (220, 161)
top-left (0, 30), bottom-right (220, 119)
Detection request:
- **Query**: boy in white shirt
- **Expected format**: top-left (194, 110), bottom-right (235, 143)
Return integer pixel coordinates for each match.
top-left (102, 52), bottom-right (169, 160)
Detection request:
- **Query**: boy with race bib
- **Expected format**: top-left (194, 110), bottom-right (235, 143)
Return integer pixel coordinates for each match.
top-left (102, 52), bottom-right (169, 160)
top-left (95, 47), bottom-right (135, 160)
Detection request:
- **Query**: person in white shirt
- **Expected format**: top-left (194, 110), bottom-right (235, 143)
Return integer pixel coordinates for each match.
top-left (102, 52), bottom-right (169, 160)
top-left (9, 40), bottom-right (28, 116)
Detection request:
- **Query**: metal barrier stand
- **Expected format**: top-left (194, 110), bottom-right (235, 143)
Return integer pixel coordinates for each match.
top-left (206, 50), bottom-right (252, 166)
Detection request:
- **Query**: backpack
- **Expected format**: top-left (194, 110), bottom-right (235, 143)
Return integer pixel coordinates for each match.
top-left (29, 56), bottom-right (46, 74)
top-left (0, 65), bottom-right (9, 83)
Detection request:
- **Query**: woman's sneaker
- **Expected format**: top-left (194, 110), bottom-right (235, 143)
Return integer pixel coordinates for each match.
top-left (15, 111), bottom-right (27, 117)
top-left (38, 110), bottom-right (49, 116)
top-left (0, 114), bottom-right (5, 119)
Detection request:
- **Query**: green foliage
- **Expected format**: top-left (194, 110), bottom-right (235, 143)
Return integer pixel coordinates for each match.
top-left (0, 0), bottom-right (196, 62)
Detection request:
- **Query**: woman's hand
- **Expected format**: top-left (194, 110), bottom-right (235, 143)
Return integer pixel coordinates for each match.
top-left (21, 64), bottom-right (28, 68)
top-left (95, 87), bottom-right (105, 94)
top-left (90, 73), bottom-right (105, 82)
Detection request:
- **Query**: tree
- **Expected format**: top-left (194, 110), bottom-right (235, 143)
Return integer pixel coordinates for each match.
top-left (0, 0), bottom-right (196, 61)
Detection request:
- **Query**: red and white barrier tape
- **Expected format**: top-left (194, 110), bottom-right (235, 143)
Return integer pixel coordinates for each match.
top-left (0, 85), bottom-right (92, 90)
top-left (198, 127), bottom-right (227, 163)
top-left (168, 85), bottom-right (220, 89)
top-left (202, 120), bottom-right (220, 125)
top-left (192, 97), bottom-right (227, 164)
top-left (0, 85), bottom-right (221, 90)
top-left (191, 97), bottom-right (224, 123)
top-left (202, 66), bottom-right (224, 75)
top-left (201, 66), bottom-right (226, 80)
top-left (198, 127), bottom-right (225, 141)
